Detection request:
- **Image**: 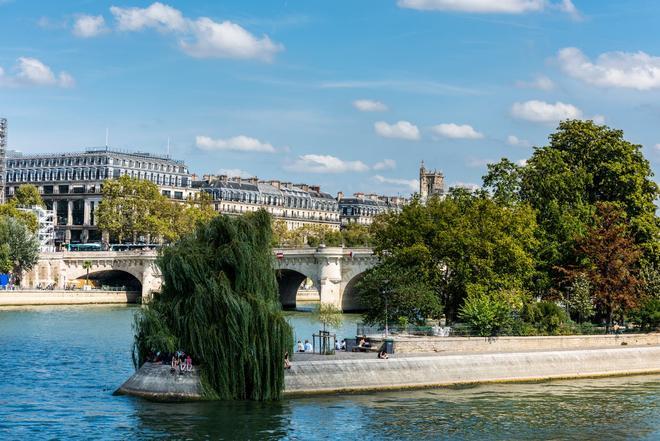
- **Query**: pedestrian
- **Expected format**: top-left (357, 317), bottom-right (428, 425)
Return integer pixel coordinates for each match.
top-left (304, 340), bottom-right (313, 352)
top-left (297, 340), bottom-right (304, 352)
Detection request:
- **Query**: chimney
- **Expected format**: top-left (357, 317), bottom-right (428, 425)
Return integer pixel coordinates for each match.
top-left (354, 192), bottom-right (365, 199)
top-left (337, 191), bottom-right (344, 200)
top-left (269, 180), bottom-right (281, 189)
top-left (296, 183), bottom-right (310, 192)
top-left (247, 177), bottom-right (258, 185)
top-left (309, 185), bottom-right (320, 193)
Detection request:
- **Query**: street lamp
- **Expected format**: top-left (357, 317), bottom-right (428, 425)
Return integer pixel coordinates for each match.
top-left (382, 279), bottom-right (390, 337)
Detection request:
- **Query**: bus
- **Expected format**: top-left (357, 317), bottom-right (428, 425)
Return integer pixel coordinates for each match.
top-left (65, 243), bottom-right (102, 252)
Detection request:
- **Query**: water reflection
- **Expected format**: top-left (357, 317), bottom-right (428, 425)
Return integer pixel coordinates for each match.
top-left (1, 306), bottom-right (658, 440)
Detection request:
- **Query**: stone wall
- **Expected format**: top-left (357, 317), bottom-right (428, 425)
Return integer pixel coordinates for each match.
top-left (284, 346), bottom-right (660, 396)
top-left (0, 290), bottom-right (140, 306)
top-left (388, 333), bottom-right (660, 354)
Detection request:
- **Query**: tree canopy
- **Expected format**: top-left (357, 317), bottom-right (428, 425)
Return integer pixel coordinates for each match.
top-left (0, 216), bottom-right (39, 276)
top-left (97, 176), bottom-right (216, 243)
top-left (133, 210), bottom-right (293, 401)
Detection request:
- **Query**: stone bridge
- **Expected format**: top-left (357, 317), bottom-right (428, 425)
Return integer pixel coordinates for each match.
top-left (25, 247), bottom-right (377, 311)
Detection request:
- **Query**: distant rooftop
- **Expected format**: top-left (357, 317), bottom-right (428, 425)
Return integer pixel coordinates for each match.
top-left (7, 146), bottom-right (184, 164)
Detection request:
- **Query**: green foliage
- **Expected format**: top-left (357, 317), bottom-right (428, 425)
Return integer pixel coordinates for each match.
top-left (97, 175), bottom-right (217, 243)
top-left (13, 185), bottom-right (44, 207)
top-left (133, 210), bottom-right (293, 401)
top-left (356, 256), bottom-right (442, 326)
top-left (563, 274), bottom-right (595, 323)
top-left (341, 223), bottom-right (373, 247)
top-left (521, 301), bottom-right (570, 335)
top-left (313, 303), bottom-right (343, 332)
top-left (0, 201), bottom-right (38, 232)
top-left (459, 288), bottom-right (513, 337)
top-left (0, 216), bottom-right (39, 277)
top-left (366, 192), bottom-right (538, 321)
top-left (630, 297), bottom-right (660, 331)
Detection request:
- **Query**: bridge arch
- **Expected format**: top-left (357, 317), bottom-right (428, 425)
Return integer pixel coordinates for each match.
top-left (341, 272), bottom-right (366, 312)
top-left (275, 268), bottom-right (317, 310)
top-left (74, 269), bottom-right (142, 291)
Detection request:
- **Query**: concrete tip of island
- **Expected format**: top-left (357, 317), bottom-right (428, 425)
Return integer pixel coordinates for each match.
top-left (114, 333), bottom-right (660, 401)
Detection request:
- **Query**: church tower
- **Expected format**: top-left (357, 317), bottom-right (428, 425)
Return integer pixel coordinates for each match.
top-left (419, 160), bottom-right (444, 203)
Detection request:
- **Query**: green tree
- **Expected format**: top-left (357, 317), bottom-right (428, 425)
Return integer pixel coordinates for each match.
top-left (0, 203), bottom-right (38, 232)
top-left (367, 192), bottom-right (538, 322)
top-left (133, 210), bottom-right (293, 401)
top-left (13, 185), bottom-right (44, 207)
top-left (459, 288), bottom-right (513, 337)
top-left (482, 158), bottom-right (522, 206)
top-left (0, 216), bottom-right (39, 280)
top-left (82, 260), bottom-right (92, 287)
top-left (313, 303), bottom-right (343, 332)
top-left (341, 223), bottom-right (373, 247)
top-left (563, 274), bottom-right (595, 323)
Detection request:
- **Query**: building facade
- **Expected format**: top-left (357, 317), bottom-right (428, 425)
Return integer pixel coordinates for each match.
top-left (338, 192), bottom-right (407, 226)
top-left (0, 118), bottom-right (6, 205)
top-left (195, 175), bottom-right (340, 230)
top-left (419, 160), bottom-right (445, 202)
top-left (5, 148), bottom-right (194, 244)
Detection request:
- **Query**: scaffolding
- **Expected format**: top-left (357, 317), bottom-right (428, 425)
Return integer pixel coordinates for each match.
top-left (0, 118), bottom-right (6, 204)
top-left (18, 206), bottom-right (56, 252)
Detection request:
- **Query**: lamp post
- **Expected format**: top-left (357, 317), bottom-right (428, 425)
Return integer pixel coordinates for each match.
top-left (382, 279), bottom-right (390, 337)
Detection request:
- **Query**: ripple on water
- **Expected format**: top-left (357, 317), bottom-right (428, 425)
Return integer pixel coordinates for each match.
top-left (0, 306), bottom-right (658, 440)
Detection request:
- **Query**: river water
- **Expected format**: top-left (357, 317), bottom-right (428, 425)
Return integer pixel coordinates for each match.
top-left (0, 305), bottom-right (658, 440)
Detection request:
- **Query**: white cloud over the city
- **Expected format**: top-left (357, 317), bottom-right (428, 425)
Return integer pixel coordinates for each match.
top-left (216, 168), bottom-right (253, 178)
top-left (507, 135), bottom-right (531, 147)
top-left (72, 14), bottom-right (107, 37)
top-left (374, 120), bottom-right (420, 140)
top-left (557, 47), bottom-right (660, 90)
top-left (353, 99), bottom-right (388, 112)
top-left (511, 100), bottom-right (582, 123)
top-left (432, 123), bottom-right (484, 139)
top-left (286, 154), bottom-right (369, 173)
top-left (466, 157), bottom-right (493, 168)
top-left (515, 75), bottom-right (555, 91)
top-left (374, 175), bottom-right (418, 191)
top-left (450, 181), bottom-right (480, 191)
top-left (592, 114), bottom-right (606, 124)
top-left (517, 159), bottom-right (528, 166)
top-left (109, 2), bottom-right (282, 61)
top-left (196, 135), bottom-right (276, 153)
top-left (0, 57), bottom-right (74, 88)
top-left (397, 0), bottom-right (579, 16)
top-left (373, 159), bottom-right (396, 170)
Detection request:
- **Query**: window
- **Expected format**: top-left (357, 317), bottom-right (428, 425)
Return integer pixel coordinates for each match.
top-left (43, 185), bottom-right (53, 194)
top-left (59, 185), bottom-right (69, 194)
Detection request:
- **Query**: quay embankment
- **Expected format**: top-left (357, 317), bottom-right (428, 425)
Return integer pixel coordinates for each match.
top-left (0, 290), bottom-right (140, 306)
top-left (115, 336), bottom-right (660, 401)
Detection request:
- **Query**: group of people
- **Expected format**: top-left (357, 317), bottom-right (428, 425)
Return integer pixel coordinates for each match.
top-left (296, 340), bottom-right (314, 352)
top-left (146, 350), bottom-right (193, 374)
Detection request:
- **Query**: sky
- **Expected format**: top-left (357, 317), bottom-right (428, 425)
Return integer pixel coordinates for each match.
top-left (2, 0), bottom-right (660, 197)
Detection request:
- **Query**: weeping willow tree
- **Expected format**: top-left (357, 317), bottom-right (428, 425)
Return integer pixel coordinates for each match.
top-left (133, 210), bottom-right (293, 401)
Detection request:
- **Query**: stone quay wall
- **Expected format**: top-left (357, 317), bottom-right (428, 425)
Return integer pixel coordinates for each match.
top-left (284, 346), bottom-right (660, 396)
top-left (385, 333), bottom-right (660, 354)
top-left (0, 290), bottom-right (140, 306)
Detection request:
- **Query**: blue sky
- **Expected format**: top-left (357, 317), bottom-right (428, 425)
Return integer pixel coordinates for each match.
top-left (2, 0), bottom-right (660, 196)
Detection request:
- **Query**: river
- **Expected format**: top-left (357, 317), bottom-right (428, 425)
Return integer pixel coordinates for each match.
top-left (0, 305), bottom-right (657, 440)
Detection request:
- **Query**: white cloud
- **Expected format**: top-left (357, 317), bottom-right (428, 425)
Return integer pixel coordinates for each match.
top-left (0, 57), bottom-right (74, 88)
top-left (373, 159), bottom-right (396, 170)
top-left (592, 114), bottom-right (606, 125)
top-left (196, 135), bottom-right (276, 153)
top-left (507, 135), bottom-right (531, 147)
top-left (511, 100), bottom-right (582, 123)
top-left (181, 18), bottom-right (283, 61)
top-left (517, 159), bottom-right (528, 166)
top-left (110, 2), bottom-right (185, 32)
top-left (353, 99), bottom-right (388, 112)
top-left (397, 0), bottom-right (579, 16)
top-left (374, 175), bottom-right (419, 191)
top-left (73, 14), bottom-right (107, 38)
top-left (286, 154), bottom-right (369, 174)
top-left (432, 123), bottom-right (484, 139)
top-left (110, 2), bottom-right (282, 61)
top-left (217, 168), bottom-right (253, 178)
top-left (557, 47), bottom-right (660, 90)
top-left (374, 120), bottom-right (420, 140)
top-left (515, 75), bottom-right (555, 91)
top-left (450, 181), bottom-right (481, 191)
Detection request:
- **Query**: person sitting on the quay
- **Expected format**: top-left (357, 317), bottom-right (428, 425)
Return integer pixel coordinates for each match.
top-left (304, 340), bottom-right (313, 352)
top-left (297, 340), bottom-right (304, 352)
top-left (284, 352), bottom-right (291, 369)
top-left (358, 337), bottom-right (371, 350)
top-left (171, 355), bottom-right (179, 373)
top-left (185, 354), bottom-right (193, 372)
top-left (335, 340), bottom-right (341, 351)
top-left (340, 339), bottom-right (346, 351)
top-left (378, 350), bottom-right (389, 360)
